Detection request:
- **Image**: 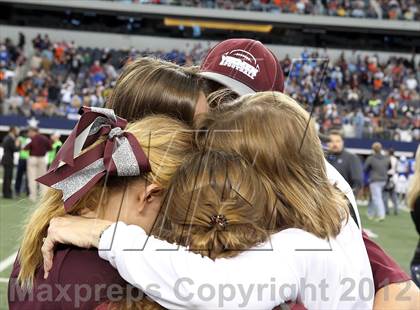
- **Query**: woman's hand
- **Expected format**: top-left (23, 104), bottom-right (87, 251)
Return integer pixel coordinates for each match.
top-left (42, 215), bottom-right (112, 279)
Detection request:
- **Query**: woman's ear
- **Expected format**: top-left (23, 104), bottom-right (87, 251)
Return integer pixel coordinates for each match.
top-left (132, 181), bottom-right (163, 214)
top-left (134, 183), bottom-right (163, 215)
top-left (143, 183), bottom-right (163, 204)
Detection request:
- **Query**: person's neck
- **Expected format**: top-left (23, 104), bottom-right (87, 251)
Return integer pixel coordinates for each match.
top-left (100, 191), bottom-right (125, 222)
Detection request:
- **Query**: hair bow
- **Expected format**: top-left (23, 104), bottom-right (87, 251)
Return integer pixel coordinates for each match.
top-left (37, 106), bottom-right (151, 211)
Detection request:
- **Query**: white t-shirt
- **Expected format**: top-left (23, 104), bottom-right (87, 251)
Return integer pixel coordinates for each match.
top-left (98, 219), bottom-right (373, 310)
top-left (406, 78), bottom-right (418, 90)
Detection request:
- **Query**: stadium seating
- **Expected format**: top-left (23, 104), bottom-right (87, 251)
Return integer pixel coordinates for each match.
top-left (110, 0), bottom-right (420, 21)
top-left (0, 34), bottom-right (419, 142)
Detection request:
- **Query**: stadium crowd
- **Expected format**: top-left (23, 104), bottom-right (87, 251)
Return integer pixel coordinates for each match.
top-left (0, 34), bottom-right (419, 142)
top-left (113, 0), bottom-right (420, 21)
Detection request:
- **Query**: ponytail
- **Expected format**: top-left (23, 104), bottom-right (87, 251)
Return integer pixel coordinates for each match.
top-left (154, 150), bottom-right (275, 259)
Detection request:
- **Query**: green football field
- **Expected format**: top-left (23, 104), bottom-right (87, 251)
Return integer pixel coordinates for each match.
top-left (0, 197), bottom-right (418, 309)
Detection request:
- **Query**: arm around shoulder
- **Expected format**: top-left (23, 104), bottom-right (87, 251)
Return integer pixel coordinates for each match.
top-left (98, 222), bottom-right (300, 309)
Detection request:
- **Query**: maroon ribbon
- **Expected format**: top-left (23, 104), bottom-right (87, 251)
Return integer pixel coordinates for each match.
top-left (37, 106), bottom-right (151, 211)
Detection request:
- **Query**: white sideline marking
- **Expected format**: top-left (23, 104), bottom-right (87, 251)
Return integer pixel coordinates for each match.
top-left (0, 251), bottom-right (17, 272)
top-left (0, 277), bottom-right (9, 283)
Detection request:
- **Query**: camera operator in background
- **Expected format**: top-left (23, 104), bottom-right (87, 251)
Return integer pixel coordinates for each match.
top-left (326, 130), bottom-right (363, 196)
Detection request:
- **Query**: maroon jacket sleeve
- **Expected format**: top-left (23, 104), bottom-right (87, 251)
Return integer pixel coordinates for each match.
top-left (363, 231), bottom-right (411, 291)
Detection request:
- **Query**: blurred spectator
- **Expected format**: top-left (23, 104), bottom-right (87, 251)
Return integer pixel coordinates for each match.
top-left (383, 148), bottom-right (399, 215)
top-left (365, 142), bottom-right (390, 221)
top-left (353, 108), bottom-right (365, 138)
top-left (396, 154), bottom-right (410, 206)
top-left (14, 129), bottom-right (30, 197)
top-left (1, 126), bottom-right (19, 199)
top-left (47, 132), bottom-right (62, 168)
top-left (18, 32), bottom-right (25, 50)
top-left (326, 130), bottom-right (363, 195)
top-left (25, 127), bottom-right (51, 202)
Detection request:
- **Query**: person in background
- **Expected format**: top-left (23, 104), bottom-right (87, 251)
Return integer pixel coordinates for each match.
top-left (383, 148), bottom-right (399, 215)
top-left (14, 129), bottom-right (30, 197)
top-left (47, 132), bottom-right (62, 168)
top-left (1, 126), bottom-right (19, 199)
top-left (407, 146), bottom-right (420, 287)
top-left (18, 32), bottom-right (25, 50)
top-left (353, 108), bottom-right (365, 139)
top-left (396, 155), bottom-right (410, 208)
top-left (25, 127), bottom-right (51, 203)
top-left (326, 130), bottom-right (363, 195)
top-left (365, 142), bottom-right (390, 221)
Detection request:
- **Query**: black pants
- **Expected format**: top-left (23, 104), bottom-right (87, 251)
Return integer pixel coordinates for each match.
top-left (2, 164), bottom-right (13, 198)
top-left (411, 241), bottom-right (420, 288)
top-left (14, 159), bottom-right (28, 195)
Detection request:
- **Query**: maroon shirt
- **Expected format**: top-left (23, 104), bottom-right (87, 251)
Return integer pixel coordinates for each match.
top-left (8, 245), bottom-right (138, 310)
top-left (362, 231), bottom-right (411, 291)
top-left (25, 134), bottom-right (51, 157)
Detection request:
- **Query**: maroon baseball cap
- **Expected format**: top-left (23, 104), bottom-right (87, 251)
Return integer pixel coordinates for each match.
top-left (199, 39), bottom-right (284, 95)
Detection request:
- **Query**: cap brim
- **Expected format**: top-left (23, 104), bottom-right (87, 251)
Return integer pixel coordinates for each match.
top-left (199, 71), bottom-right (256, 96)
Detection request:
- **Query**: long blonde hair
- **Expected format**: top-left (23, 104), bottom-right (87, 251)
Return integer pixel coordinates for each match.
top-left (196, 91), bottom-right (349, 239)
top-left (154, 150), bottom-right (275, 260)
top-left (18, 115), bottom-right (194, 288)
top-left (407, 146), bottom-right (420, 210)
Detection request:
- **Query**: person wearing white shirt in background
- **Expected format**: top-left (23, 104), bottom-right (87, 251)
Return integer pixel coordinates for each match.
top-left (60, 77), bottom-right (75, 106)
top-left (383, 148), bottom-right (399, 215)
top-left (406, 73), bottom-right (418, 91)
top-left (396, 155), bottom-right (410, 208)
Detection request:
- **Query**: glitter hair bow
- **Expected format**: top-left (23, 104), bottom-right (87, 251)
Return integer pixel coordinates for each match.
top-left (37, 106), bottom-right (151, 211)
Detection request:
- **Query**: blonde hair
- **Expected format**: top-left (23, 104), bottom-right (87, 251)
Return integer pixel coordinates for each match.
top-left (18, 115), bottom-right (193, 288)
top-left (154, 150), bottom-right (275, 260)
top-left (407, 146), bottom-right (420, 210)
top-left (196, 91), bottom-right (349, 239)
top-left (106, 57), bottom-right (203, 124)
top-left (372, 142), bottom-right (382, 154)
